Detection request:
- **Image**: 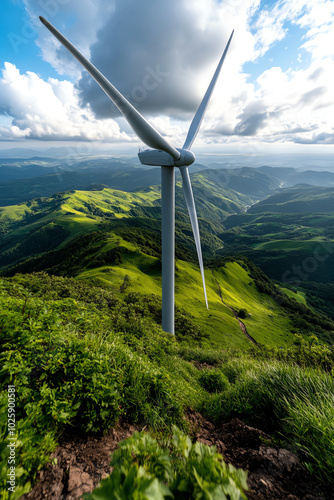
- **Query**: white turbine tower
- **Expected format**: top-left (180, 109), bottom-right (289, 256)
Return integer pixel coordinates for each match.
top-left (40, 16), bottom-right (233, 335)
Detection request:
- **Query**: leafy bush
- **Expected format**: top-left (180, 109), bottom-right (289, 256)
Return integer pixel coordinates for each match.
top-left (0, 275), bottom-right (184, 496)
top-left (84, 427), bottom-right (248, 500)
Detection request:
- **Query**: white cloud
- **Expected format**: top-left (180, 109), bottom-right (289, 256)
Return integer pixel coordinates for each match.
top-left (2, 0), bottom-right (333, 148)
top-left (252, 0), bottom-right (334, 60)
top-left (207, 57), bottom-right (334, 145)
top-left (0, 62), bottom-right (132, 142)
top-left (23, 0), bottom-right (115, 78)
top-left (199, 0), bottom-right (334, 145)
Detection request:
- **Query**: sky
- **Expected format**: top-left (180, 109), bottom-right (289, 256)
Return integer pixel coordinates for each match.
top-left (0, 0), bottom-right (334, 160)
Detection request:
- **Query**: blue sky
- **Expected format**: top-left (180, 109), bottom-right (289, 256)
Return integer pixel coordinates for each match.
top-left (0, 0), bottom-right (334, 156)
top-left (244, 21), bottom-right (312, 83)
top-left (0, 0), bottom-right (59, 79)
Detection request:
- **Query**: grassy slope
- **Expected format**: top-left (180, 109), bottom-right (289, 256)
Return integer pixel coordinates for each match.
top-left (254, 239), bottom-right (334, 252)
top-left (280, 287), bottom-right (307, 305)
top-left (76, 235), bottom-right (295, 348)
top-left (248, 185), bottom-right (334, 214)
top-left (0, 188), bottom-right (161, 267)
top-left (0, 188), bottom-right (160, 235)
top-left (0, 186), bottom-right (327, 349)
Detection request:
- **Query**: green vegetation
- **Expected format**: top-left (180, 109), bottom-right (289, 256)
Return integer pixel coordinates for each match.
top-left (219, 186), bottom-right (334, 296)
top-left (248, 185), bottom-right (334, 214)
top-left (85, 427), bottom-right (247, 499)
top-left (295, 281), bottom-right (334, 320)
top-left (1, 273), bottom-right (333, 498)
top-left (1, 165), bottom-right (334, 497)
top-left (279, 287), bottom-right (307, 306)
top-left (203, 355), bottom-right (334, 482)
top-left (220, 216), bottom-right (334, 323)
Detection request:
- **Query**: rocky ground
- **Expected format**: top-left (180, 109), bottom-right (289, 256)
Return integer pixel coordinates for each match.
top-left (22, 412), bottom-right (334, 500)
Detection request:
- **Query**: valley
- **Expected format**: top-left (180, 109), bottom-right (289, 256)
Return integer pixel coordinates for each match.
top-left (1, 156), bottom-right (334, 499)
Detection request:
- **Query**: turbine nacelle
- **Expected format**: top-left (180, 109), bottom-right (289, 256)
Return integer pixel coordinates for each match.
top-left (138, 148), bottom-right (195, 167)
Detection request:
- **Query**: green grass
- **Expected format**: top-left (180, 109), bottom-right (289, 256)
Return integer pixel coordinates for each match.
top-left (212, 262), bottom-right (295, 346)
top-left (280, 287), bottom-right (307, 306)
top-left (0, 273), bottom-right (333, 497)
top-left (76, 238), bottom-right (297, 348)
top-left (202, 357), bottom-right (334, 482)
top-left (78, 249), bottom-right (245, 348)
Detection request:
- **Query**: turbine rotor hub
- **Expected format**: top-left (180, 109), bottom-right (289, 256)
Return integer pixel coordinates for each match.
top-left (175, 148), bottom-right (196, 167)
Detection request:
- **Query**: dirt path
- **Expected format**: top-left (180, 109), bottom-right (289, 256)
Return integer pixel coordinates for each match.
top-left (212, 270), bottom-right (259, 345)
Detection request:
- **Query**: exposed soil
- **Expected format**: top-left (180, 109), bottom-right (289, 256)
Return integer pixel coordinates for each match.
top-left (21, 422), bottom-right (140, 500)
top-left (21, 412), bottom-right (334, 499)
top-left (186, 410), bottom-right (334, 500)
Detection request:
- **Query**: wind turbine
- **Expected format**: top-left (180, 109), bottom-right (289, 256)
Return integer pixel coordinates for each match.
top-left (39, 16), bottom-right (234, 335)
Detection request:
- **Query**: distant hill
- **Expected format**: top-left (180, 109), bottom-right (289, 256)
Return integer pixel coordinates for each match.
top-left (203, 167), bottom-right (281, 198)
top-left (0, 157), bottom-right (286, 206)
top-left (0, 180), bottom-right (252, 272)
top-left (259, 166), bottom-right (334, 188)
top-left (248, 185), bottom-right (334, 214)
top-left (219, 185), bottom-right (334, 307)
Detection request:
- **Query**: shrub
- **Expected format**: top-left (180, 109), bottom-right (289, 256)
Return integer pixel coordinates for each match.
top-left (84, 427), bottom-right (248, 499)
top-left (237, 309), bottom-right (248, 319)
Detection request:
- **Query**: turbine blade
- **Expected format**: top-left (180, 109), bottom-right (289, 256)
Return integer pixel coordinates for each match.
top-left (183, 30), bottom-right (234, 150)
top-left (179, 166), bottom-right (208, 308)
top-left (39, 16), bottom-right (180, 161)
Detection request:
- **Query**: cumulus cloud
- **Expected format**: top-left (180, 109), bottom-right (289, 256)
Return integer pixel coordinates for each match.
top-left (76, 0), bottom-right (247, 119)
top-left (251, 0), bottom-right (334, 61)
top-left (204, 55), bottom-right (334, 145)
top-left (0, 62), bottom-right (131, 141)
top-left (25, 0), bottom-right (257, 119)
top-left (23, 0), bottom-right (116, 78)
top-left (200, 0), bottom-right (334, 145)
top-left (1, 0), bottom-right (333, 147)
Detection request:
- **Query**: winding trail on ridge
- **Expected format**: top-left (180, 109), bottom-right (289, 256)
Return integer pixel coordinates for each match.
top-left (212, 270), bottom-right (259, 346)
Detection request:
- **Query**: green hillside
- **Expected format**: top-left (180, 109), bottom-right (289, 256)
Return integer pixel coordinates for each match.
top-left (219, 186), bottom-right (334, 293)
top-left (248, 185), bottom-right (334, 214)
top-left (0, 181), bottom-right (250, 271)
top-left (76, 240), bottom-right (297, 348)
top-left (1, 176), bottom-right (334, 497)
top-left (254, 238), bottom-right (334, 252)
